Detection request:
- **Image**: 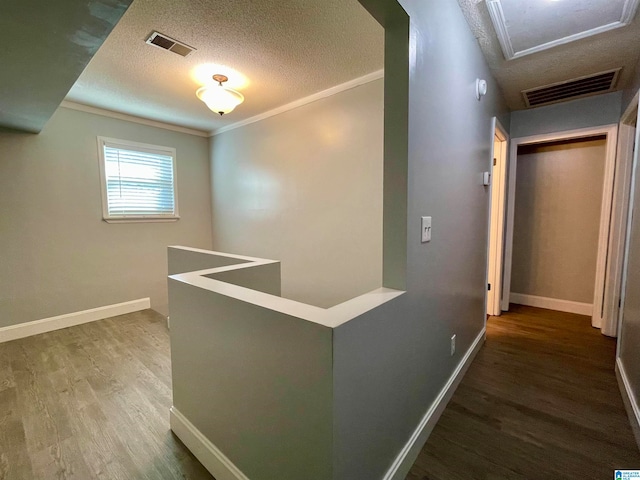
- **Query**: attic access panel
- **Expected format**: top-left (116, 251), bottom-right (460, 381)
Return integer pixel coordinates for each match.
top-left (486, 0), bottom-right (639, 60)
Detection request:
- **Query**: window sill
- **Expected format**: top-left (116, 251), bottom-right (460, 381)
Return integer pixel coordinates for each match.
top-left (103, 216), bottom-right (180, 224)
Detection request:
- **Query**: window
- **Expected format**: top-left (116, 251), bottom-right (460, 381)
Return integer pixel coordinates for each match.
top-left (97, 137), bottom-right (179, 222)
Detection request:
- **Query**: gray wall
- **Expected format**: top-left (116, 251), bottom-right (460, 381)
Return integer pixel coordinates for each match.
top-left (619, 121), bottom-right (640, 442)
top-left (332, 0), bottom-right (509, 478)
top-left (210, 79), bottom-right (384, 308)
top-left (619, 55), bottom-right (640, 444)
top-left (510, 91), bottom-right (622, 138)
top-left (511, 138), bottom-right (606, 303)
top-left (170, 279), bottom-right (333, 480)
top-left (0, 0), bottom-right (131, 133)
top-left (622, 58), bottom-right (640, 112)
top-left (168, 249), bottom-right (332, 480)
top-left (0, 107), bottom-right (212, 327)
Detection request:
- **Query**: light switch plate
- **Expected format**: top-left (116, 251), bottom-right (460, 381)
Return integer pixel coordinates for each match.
top-left (421, 216), bottom-right (432, 243)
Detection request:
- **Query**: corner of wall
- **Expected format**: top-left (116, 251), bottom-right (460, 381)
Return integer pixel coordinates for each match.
top-left (616, 358), bottom-right (640, 451)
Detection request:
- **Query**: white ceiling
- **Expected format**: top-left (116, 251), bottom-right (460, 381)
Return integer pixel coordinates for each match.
top-left (65, 0), bottom-right (384, 133)
top-left (458, 0), bottom-right (640, 109)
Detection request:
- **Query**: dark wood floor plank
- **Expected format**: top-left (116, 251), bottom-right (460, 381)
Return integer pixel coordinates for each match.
top-left (0, 449), bottom-right (33, 480)
top-left (0, 364), bottom-right (15, 393)
top-left (28, 436), bottom-right (95, 480)
top-left (407, 304), bottom-right (640, 479)
top-left (11, 346), bottom-right (74, 455)
top-left (0, 388), bottom-right (26, 449)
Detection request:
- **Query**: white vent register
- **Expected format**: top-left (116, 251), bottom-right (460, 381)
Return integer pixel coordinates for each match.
top-left (146, 31), bottom-right (195, 57)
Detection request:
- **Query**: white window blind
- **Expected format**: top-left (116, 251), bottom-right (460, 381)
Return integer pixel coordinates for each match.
top-left (98, 137), bottom-right (179, 222)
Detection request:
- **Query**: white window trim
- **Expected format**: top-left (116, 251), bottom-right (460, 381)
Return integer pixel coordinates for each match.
top-left (97, 136), bottom-right (180, 223)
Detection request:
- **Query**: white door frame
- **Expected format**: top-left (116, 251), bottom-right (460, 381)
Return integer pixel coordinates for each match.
top-left (617, 91), bottom-right (640, 350)
top-left (501, 125), bottom-right (619, 330)
top-left (606, 93), bottom-right (638, 337)
top-left (486, 118), bottom-right (509, 316)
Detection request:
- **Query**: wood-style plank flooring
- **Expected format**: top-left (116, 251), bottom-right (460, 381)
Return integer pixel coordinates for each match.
top-left (2, 305), bottom-right (639, 479)
top-left (407, 304), bottom-right (640, 480)
top-left (0, 310), bottom-right (213, 480)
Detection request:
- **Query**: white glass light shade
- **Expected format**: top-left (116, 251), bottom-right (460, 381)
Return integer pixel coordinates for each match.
top-left (196, 84), bottom-right (244, 115)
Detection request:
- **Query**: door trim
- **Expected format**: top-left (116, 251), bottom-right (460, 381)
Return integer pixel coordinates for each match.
top-left (486, 118), bottom-right (509, 317)
top-left (617, 90), bottom-right (640, 350)
top-left (501, 125), bottom-right (618, 333)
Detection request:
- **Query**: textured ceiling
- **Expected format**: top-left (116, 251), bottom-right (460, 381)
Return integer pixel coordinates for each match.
top-left (65, 0), bottom-right (384, 132)
top-left (458, 0), bottom-right (640, 110)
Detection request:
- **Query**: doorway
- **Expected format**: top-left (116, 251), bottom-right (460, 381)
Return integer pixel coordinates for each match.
top-left (501, 125), bottom-right (630, 335)
top-left (486, 118), bottom-right (509, 317)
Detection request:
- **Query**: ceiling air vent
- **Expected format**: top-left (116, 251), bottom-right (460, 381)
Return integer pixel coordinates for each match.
top-left (145, 31), bottom-right (195, 57)
top-left (522, 68), bottom-right (621, 108)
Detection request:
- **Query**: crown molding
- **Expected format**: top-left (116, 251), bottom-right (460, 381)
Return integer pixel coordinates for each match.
top-left (59, 101), bottom-right (210, 137)
top-left (211, 69), bottom-right (384, 136)
top-left (59, 70), bottom-right (384, 139)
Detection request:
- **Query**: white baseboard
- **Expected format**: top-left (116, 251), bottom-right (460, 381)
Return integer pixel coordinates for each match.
top-left (170, 406), bottom-right (249, 480)
top-left (382, 327), bottom-right (486, 480)
top-left (616, 358), bottom-right (640, 450)
top-left (509, 293), bottom-right (593, 316)
top-left (0, 298), bottom-right (150, 343)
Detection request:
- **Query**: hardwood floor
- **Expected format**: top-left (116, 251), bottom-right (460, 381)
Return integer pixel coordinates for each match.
top-left (0, 310), bottom-right (213, 480)
top-left (406, 304), bottom-right (640, 480)
top-left (2, 305), bottom-right (638, 479)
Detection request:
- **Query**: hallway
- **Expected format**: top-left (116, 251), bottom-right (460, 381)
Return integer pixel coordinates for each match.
top-left (406, 305), bottom-right (640, 479)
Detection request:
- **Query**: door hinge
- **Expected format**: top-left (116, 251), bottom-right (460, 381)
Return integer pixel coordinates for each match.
top-left (493, 158), bottom-right (497, 166)
top-left (488, 283), bottom-right (491, 291)
top-left (619, 298), bottom-right (622, 309)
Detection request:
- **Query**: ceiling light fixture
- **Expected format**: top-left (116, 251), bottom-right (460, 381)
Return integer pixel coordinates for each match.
top-left (196, 74), bottom-right (244, 115)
